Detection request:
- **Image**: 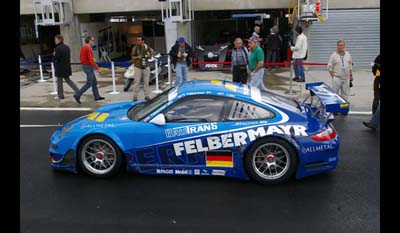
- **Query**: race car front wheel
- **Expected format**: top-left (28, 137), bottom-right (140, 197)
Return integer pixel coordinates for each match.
top-left (245, 137), bottom-right (297, 184)
top-left (77, 135), bottom-right (123, 178)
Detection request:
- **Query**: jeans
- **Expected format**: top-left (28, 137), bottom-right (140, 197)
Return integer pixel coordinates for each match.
top-left (76, 65), bottom-right (101, 99)
top-left (293, 58), bottom-right (305, 81)
top-left (249, 68), bottom-right (267, 91)
top-left (57, 76), bottom-right (79, 98)
top-left (370, 104), bottom-right (380, 128)
top-left (175, 63), bottom-right (188, 87)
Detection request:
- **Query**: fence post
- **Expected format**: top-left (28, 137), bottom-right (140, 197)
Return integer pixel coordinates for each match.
top-left (153, 58), bottom-right (163, 94)
top-left (166, 56), bottom-right (171, 85)
top-left (285, 60), bottom-right (298, 95)
top-left (37, 55), bottom-right (46, 82)
top-left (109, 61), bottom-right (120, 94)
top-left (50, 62), bottom-right (57, 95)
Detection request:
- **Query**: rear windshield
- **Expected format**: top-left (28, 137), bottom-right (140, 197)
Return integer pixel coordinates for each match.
top-left (260, 90), bottom-right (301, 112)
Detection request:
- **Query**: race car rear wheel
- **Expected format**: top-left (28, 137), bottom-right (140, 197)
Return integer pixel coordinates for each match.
top-left (77, 135), bottom-right (123, 178)
top-left (245, 137), bottom-right (297, 184)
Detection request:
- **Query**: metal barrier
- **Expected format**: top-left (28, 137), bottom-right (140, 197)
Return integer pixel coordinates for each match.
top-left (21, 58), bottom-right (328, 97)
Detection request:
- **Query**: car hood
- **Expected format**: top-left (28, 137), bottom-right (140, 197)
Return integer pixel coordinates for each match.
top-left (63, 101), bottom-right (141, 129)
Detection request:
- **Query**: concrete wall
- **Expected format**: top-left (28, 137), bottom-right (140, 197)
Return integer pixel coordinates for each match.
top-left (21, 0), bottom-right (380, 15)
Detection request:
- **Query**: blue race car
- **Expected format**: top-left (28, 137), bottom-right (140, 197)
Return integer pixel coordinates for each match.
top-left (49, 80), bottom-right (349, 184)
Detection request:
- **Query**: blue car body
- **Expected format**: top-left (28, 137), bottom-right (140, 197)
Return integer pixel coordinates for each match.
top-left (49, 80), bottom-right (349, 182)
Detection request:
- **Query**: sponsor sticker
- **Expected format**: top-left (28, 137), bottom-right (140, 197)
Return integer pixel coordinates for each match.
top-left (301, 144), bottom-right (335, 153)
top-left (173, 125), bottom-right (307, 156)
top-left (212, 170), bottom-right (226, 176)
top-left (165, 123), bottom-right (218, 138)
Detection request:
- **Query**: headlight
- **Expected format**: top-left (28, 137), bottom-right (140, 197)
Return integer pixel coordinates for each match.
top-left (59, 124), bottom-right (74, 138)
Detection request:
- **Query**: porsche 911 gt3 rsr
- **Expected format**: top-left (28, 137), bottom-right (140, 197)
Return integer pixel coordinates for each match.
top-left (49, 80), bottom-right (349, 184)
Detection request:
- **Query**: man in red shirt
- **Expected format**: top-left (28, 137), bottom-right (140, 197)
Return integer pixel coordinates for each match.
top-left (73, 36), bottom-right (104, 104)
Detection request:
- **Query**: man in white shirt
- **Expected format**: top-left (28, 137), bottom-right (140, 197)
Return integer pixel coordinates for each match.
top-left (327, 39), bottom-right (353, 102)
top-left (290, 26), bottom-right (308, 82)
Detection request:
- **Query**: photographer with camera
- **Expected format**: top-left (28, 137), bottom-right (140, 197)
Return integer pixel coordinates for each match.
top-left (131, 35), bottom-right (153, 101)
top-left (327, 39), bottom-right (353, 114)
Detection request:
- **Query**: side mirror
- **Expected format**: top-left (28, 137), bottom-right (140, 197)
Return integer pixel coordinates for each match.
top-left (150, 113), bottom-right (166, 126)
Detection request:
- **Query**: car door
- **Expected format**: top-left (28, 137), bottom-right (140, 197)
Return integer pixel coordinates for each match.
top-left (132, 95), bottom-right (229, 175)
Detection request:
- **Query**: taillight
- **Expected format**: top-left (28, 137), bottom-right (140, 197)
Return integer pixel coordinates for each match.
top-left (311, 126), bottom-right (337, 141)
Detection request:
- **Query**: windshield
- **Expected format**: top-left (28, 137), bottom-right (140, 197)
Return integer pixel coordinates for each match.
top-left (128, 87), bottom-right (172, 121)
top-left (260, 90), bottom-right (301, 112)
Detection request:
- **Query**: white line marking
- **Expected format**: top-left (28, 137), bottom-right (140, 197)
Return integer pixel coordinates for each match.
top-left (20, 107), bottom-right (92, 111)
top-left (20, 125), bottom-right (62, 128)
top-left (348, 111), bottom-right (372, 115)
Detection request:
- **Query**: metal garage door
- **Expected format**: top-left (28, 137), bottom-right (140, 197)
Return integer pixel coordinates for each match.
top-left (308, 9), bottom-right (380, 68)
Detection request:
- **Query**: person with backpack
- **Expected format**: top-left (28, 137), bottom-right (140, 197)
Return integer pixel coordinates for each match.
top-left (231, 37), bottom-right (249, 84)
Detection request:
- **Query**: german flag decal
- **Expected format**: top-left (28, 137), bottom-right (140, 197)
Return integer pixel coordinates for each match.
top-left (206, 151), bottom-right (233, 168)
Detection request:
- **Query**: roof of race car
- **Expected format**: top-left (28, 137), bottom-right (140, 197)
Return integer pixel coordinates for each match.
top-left (175, 80), bottom-right (260, 101)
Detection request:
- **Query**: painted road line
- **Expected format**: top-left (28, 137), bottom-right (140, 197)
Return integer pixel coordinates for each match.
top-left (20, 125), bottom-right (62, 128)
top-left (20, 107), bottom-right (92, 111)
top-left (348, 111), bottom-right (372, 115)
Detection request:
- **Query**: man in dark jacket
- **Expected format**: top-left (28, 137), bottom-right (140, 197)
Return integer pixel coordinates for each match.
top-left (264, 26), bottom-right (282, 70)
top-left (168, 37), bottom-right (194, 87)
top-left (53, 34), bottom-right (79, 99)
top-left (371, 54), bottom-right (380, 114)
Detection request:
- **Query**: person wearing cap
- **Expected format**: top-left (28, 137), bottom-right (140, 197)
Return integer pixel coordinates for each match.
top-left (248, 36), bottom-right (268, 91)
top-left (168, 37), bottom-right (194, 87)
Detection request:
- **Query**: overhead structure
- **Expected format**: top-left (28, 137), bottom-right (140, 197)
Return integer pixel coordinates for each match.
top-left (160, 0), bottom-right (193, 53)
top-left (288, 0), bottom-right (328, 25)
top-left (33, 0), bottom-right (73, 38)
top-left (160, 0), bottom-right (193, 23)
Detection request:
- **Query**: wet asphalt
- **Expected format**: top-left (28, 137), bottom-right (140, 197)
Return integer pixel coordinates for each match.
top-left (20, 111), bottom-right (380, 233)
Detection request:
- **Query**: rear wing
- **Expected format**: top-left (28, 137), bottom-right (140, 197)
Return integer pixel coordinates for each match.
top-left (303, 82), bottom-right (349, 123)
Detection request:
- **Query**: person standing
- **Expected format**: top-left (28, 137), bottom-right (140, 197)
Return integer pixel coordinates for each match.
top-left (248, 36), bottom-right (267, 91)
top-left (264, 26), bottom-right (282, 70)
top-left (53, 34), bottom-right (79, 100)
top-left (73, 36), bottom-right (104, 104)
top-left (131, 35), bottom-right (153, 101)
top-left (252, 25), bottom-right (262, 43)
top-left (290, 26), bottom-right (308, 82)
top-left (169, 37), bottom-right (194, 87)
top-left (231, 38), bottom-right (249, 84)
top-left (327, 39), bottom-right (353, 102)
top-left (371, 54), bottom-right (381, 114)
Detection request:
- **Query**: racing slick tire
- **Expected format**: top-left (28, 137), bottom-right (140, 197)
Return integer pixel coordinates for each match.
top-left (123, 79), bottom-right (133, 92)
top-left (244, 137), bottom-right (297, 184)
top-left (77, 135), bottom-right (123, 178)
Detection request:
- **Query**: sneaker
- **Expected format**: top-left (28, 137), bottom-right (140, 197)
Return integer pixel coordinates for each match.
top-left (292, 77), bottom-right (299, 81)
top-left (94, 97), bottom-right (105, 101)
top-left (295, 79), bottom-right (305, 82)
top-left (363, 121), bottom-right (376, 130)
top-left (73, 94), bottom-right (81, 104)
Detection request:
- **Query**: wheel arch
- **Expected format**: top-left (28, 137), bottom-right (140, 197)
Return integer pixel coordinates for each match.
top-left (75, 132), bottom-right (128, 171)
top-left (242, 135), bottom-right (300, 179)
